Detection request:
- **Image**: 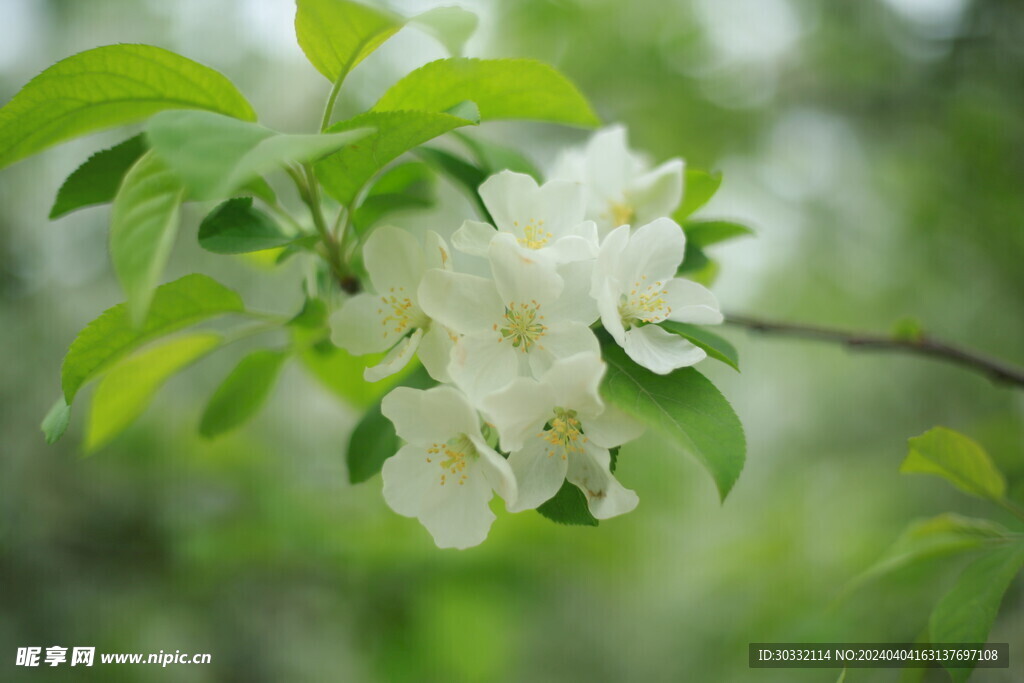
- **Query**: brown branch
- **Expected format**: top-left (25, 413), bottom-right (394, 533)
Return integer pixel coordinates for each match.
top-left (724, 314), bottom-right (1024, 389)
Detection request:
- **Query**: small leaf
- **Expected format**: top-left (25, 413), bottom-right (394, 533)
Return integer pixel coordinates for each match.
top-left (0, 44), bottom-right (255, 170)
top-left (660, 321), bottom-right (739, 371)
top-left (409, 7), bottom-right (479, 57)
top-left (903, 427), bottom-right (1007, 502)
top-left (49, 135), bottom-right (147, 219)
top-left (537, 481), bottom-right (599, 527)
top-left (455, 132), bottom-right (542, 180)
top-left (199, 197), bottom-right (294, 254)
top-left (684, 220), bottom-right (753, 248)
top-left (146, 110), bottom-right (374, 201)
top-left (373, 58), bottom-right (600, 127)
top-left (929, 541), bottom-right (1024, 683)
top-left (891, 317), bottom-right (925, 343)
top-left (352, 162), bottom-right (436, 234)
top-left (316, 108), bottom-right (478, 206)
top-left (41, 397), bottom-right (71, 445)
top-left (62, 274), bottom-right (244, 403)
top-left (199, 349), bottom-right (288, 438)
top-left (600, 335), bottom-right (745, 500)
top-left (109, 151), bottom-right (186, 324)
top-left (675, 169), bottom-right (722, 220)
top-left (295, 0), bottom-right (402, 85)
top-left (85, 333), bottom-right (222, 451)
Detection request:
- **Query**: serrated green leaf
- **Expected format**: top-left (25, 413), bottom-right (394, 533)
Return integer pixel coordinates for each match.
top-left (373, 58), bottom-right (600, 127)
top-left (684, 220), bottom-right (753, 248)
top-left (62, 274), bottom-right (244, 403)
top-left (347, 366), bottom-right (434, 483)
top-left (0, 44), bottom-right (255, 170)
top-left (903, 427), bottom-right (1007, 502)
top-left (316, 108), bottom-right (478, 206)
top-left (409, 7), bottom-right (479, 57)
top-left (599, 335), bottom-right (745, 500)
top-left (110, 151), bottom-right (186, 324)
top-left (49, 135), bottom-right (147, 219)
top-left (352, 162), bottom-right (436, 234)
top-left (198, 197), bottom-right (294, 254)
top-left (675, 169), bottom-right (722, 221)
top-left (929, 541), bottom-right (1024, 683)
top-left (455, 132), bottom-right (542, 180)
top-left (660, 321), bottom-right (739, 371)
top-left (295, 0), bottom-right (402, 85)
top-left (41, 397), bottom-right (71, 445)
top-left (537, 481), bottom-right (599, 527)
top-left (85, 333), bottom-right (222, 451)
top-left (199, 349), bottom-right (288, 438)
top-left (146, 110), bottom-right (373, 201)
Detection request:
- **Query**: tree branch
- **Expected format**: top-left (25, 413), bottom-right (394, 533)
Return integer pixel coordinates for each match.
top-left (724, 314), bottom-right (1024, 389)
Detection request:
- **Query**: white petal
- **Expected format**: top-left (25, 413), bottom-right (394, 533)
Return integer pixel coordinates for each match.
top-left (479, 377), bottom-right (552, 453)
top-left (415, 458), bottom-right (497, 549)
top-left (471, 434), bottom-right (519, 506)
top-left (544, 259), bottom-right (599, 325)
top-left (594, 224), bottom-right (631, 291)
top-left (584, 404), bottom-right (645, 449)
top-left (628, 159), bottom-right (684, 226)
top-left (381, 443), bottom-right (440, 518)
top-left (380, 385), bottom-right (479, 446)
top-left (330, 293), bottom-right (396, 355)
top-left (364, 328), bottom-right (423, 382)
top-left (595, 280), bottom-right (627, 345)
top-left (526, 321), bottom-right (600, 379)
top-left (506, 436), bottom-right (569, 512)
top-left (418, 269), bottom-right (504, 335)
top-left (479, 170), bottom-right (541, 233)
top-left (621, 217), bottom-right (686, 286)
top-left (447, 331), bottom-right (523, 405)
top-left (623, 324), bottom-right (706, 375)
top-left (451, 219), bottom-right (496, 257)
top-left (417, 323), bottom-right (455, 383)
top-left (488, 234), bottom-right (564, 306)
top-left (664, 278), bottom-right (724, 325)
top-left (567, 442), bottom-right (639, 520)
top-left (539, 352), bottom-right (605, 419)
top-left (530, 179), bottom-right (586, 239)
top-left (424, 230), bottom-right (454, 271)
top-left (364, 225), bottom-right (423, 294)
top-left (542, 234), bottom-right (598, 264)
top-left (585, 125), bottom-right (636, 201)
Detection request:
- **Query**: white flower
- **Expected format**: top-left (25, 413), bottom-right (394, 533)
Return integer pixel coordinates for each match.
top-left (331, 226), bottom-right (453, 382)
top-left (380, 385), bottom-right (517, 549)
top-left (451, 170), bottom-right (599, 263)
top-left (551, 124), bottom-right (684, 235)
top-left (481, 352), bottom-right (644, 518)
top-left (593, 218), bottom-right (723, 374)
top-left (419, 233), bottom-right (599, 404)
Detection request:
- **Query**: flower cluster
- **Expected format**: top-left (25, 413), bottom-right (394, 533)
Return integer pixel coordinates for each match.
top-left (332, 127), bottom-right (723, 548)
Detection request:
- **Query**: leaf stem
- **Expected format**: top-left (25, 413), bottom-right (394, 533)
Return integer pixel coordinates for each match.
top-left (724, 314), bottom-right (1024, 389)
top-left (997, 499), bottom-right (1024, 525)
top-left (319, 76), bottom-right (345, 133)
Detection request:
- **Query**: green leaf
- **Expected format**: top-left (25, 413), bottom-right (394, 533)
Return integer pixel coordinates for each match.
top-left (415, 146), bottom-right (491, 220)
top-left (929, 541), bottom-right (1024, 683)
top-left (146, 110), bottom-right (373, 201)
top-left (85, 333), bottom-right (222, 451)
top-left (684, 220), bottom-right (753, 248)
top-left (62, 274), bottom-right (244, 403)
top-left (49, 135), bottom-right (147, 219)
top-left (537, 481), bottom-right (599, 527)
top-left (316, 108), bottom-right (478, 206)
top-left (902, 427), bottom-right (1007, 502)
top-left (455, 132), bottom-right (542, 180)
top-left (409, 7), bottom-right (479, 57)
top-left (0, 44), bottom-right (255, 171)
top-left (198, 197), bottom-right (294, 254)
top-left (373, 58), bottom-right (600, 127)
top-left (675, 169), bottom-right (722, 221)
top-left (660, 321), bottom-right (739, 371)
top-left (295, 0), bottom-right (402, 85)
top-left (199, 349), bottom-right (288, 438)
top-left (347, 366), bottom-right (434, 483)
top-left (109, 151), bottom-right (186, 324)
top-left (352, 162), bottom-right (436, 234)
top-left (599, 335), bottom-right (745, 500)
top-left (41, 397), bottom-right (71, 445)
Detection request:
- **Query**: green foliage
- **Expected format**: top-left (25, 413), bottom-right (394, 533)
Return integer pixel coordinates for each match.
top-left (659, 321), bottom-right (740, 371)
top-left (537, 481), bottom-right (599, 527)
top-left (294, 0), bottom-right (402, 85)
top-left (409, 7), bottom-right (479, 58)
top-left (351, 163), bottom-right (436, 235)
top-left (109, 151), bottom-right (186, 324)
top-left (316, 107), bottom-right (479, 206)
top-left (49, 135), bottom-right (146, 219)
top-left (929, 541), bottom-right (1024, 682)
top-left (902, 427), bottom-right (1006, 502)
top-left (199, 350), bottom-right (289, 438)
top-left (85, 333), bottom-right (222, 451)
top-left (676, 169), bottom-right (722, 221)
top-left (684, 220), bottom-right (754, 248)
top-left (146, 110), bottom-right (373, 201)
top-left (455, 132), bottom-right (542, 180)
top-left (40, 397), bottom-right (71, 445)
top-left (373, 58), bottom-right (600, 127)
top-left (61, 274), bottom-right (244, 403)
top-left (599, 336), bottom-right (745, 501)
top-left (0, 44), bottom-right (254, 170)
top-left (415, 146), bottom-right (491, 220)
top-left (199, 198), bottom-right (294, 254)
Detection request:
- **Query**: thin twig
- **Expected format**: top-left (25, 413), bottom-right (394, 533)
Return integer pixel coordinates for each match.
top-left (724, 314), bottom-right (1024, 389)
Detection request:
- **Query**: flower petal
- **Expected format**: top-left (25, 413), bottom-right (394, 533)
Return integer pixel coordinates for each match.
top-left (526, 321), bottom-right (600, 378)
top-left (567, 442), bottom-right (639, 520)
top-left (418, 269), bottom-right (503, 335)
top-left (330, 293), bottom-right (396, 355)
top-left (479, 170), bottom-right (541, 233)
top-left (471, 434), bottom-right (519, 506)
top-left (380, 385), bottom-right (479, 446)
top-left (594, 280), bottom-right (627, 345)
top-left (488, 234), bottom-right (564, 307)
top-left (621, 217), bottom-right (686, 286)
top-left (622, 324), bottom-right (706, 375)
top-left (544, 259), bottom-right (598, 325)
top-left (364, 225), bottom-right (424, 295)
top-left (448, 331), bottom-right (523, 405)
top-left (664, 278), bottom-right (724, 325)
top-left (584, 404), bottom-right (646, 449)
top-left (424, 230), bottom-right (454, 271)
top-left (405, 452), bottom-right (497, 549)
top-left (381, 443), bottom-right (439, 518)
top-left (506, 436), bottom-right (569, 512)
top-left (418, 323), bottom-right (455, 383)
top-left (364, 328), bottom-right (423, 383)
top-left (479, 376), bottom-right (552, 453)
top-left (451, 219), bottom-right (496, 257)
top-left (585, 125), bottom-right (642, 202)
top-left (594, 224), bottom-right (631, 291)
top-left (629, 159), bottom-right (684, 226)
top-left (539, 351), bottom-right (605, 419)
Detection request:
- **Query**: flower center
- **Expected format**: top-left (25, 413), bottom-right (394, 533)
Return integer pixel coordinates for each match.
top-left (619, 277), bottom-right (670, 328)
top-left (496, 300), bottom-right (547, 352)
top-left (609, 201), bottom-right (635, 228)
top-left (513, 218), bottom-right (552, 250)
top-left (539, 407), bottom-right (586, 460)
top-left (377, 286), bottom-right (424, 336)
top-left (425, 433), bottom-right (477, 486)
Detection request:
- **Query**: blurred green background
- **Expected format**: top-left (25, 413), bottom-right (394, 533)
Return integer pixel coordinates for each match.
top-left (1, 0), bottom-right (1022, 681)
